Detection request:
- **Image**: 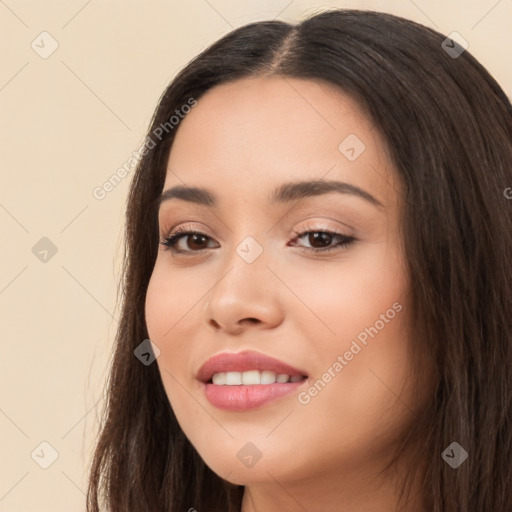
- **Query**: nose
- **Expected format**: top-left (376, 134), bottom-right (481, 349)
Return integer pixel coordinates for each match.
top-left (203, 243), bottom-right (284, 335)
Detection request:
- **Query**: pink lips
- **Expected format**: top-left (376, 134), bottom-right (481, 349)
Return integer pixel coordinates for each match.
top-left (196, 350), bottom-right (308, 411)
top-left (196, 350), bottom-right (308, 383)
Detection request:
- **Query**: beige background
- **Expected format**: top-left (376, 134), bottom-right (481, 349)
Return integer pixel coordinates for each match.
top-left (0, 0), bottom-right (510, 510)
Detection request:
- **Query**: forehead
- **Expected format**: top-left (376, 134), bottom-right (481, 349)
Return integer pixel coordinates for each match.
top-left (164, 76), bottom-right (397, 206)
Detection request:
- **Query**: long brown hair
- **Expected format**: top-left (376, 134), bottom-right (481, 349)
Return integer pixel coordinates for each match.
top-left (86, 9), bottom-right (512, 511)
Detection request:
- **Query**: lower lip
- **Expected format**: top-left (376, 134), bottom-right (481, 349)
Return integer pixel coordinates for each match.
top-left (202, 380), bottom-right (306, 411)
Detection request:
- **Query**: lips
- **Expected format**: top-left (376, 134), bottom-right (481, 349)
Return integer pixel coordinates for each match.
top-left (196, 350), bottom-right (308, 383)
top-left (197, 350), bottom-right (309, 411)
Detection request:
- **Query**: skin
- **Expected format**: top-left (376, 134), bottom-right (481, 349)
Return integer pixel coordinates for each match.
top-left (145, 76), bottom-right (432, 511)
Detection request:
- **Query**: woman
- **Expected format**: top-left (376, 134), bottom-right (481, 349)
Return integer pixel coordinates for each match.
top-left (86, 9), bottom-right (512, 512)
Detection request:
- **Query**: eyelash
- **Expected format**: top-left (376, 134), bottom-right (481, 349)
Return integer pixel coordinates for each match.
top-left (159, 224), bottom-right (356, 255)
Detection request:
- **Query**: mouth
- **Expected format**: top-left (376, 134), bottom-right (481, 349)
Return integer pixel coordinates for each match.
top-left (207, 370), bottom-right (307, 385)
top-left (197, 350), bottom-right (309, 411)
top-left (196, 349), bottom-right (309, 384)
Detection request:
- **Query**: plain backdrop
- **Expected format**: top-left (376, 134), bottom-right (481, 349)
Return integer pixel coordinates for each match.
top-left (0, 0), bottom-right (510, 510)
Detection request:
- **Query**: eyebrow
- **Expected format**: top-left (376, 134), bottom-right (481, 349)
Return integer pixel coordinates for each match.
top-left (157, 180), bottom-right (384, 209)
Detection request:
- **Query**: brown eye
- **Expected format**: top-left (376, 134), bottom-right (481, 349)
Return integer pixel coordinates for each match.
top-left (307, 232), bottom-right (333, 248)
top-left (184, 233), bottom-right (210, 250)
top-left (160, 230), bottom-right (217, 253)
top-left (290, 230), bottom-right (356, 253)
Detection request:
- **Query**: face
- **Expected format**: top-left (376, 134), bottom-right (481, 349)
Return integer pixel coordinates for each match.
top-left (145, 76), bottom-right (427, 488)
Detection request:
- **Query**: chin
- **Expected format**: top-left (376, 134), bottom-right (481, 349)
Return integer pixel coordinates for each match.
top-left (198, 443), bottom-right (309, 486)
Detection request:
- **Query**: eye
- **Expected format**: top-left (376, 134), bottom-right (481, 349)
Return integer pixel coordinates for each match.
top-left (289, 227), bottom-right (356, 253)
top-left (160, 226), bottom-right (217, 253)
top-left (159, 225), bottom-right (356, 255)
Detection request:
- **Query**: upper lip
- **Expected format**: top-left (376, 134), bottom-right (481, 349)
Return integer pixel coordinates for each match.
top-left (196, 350), bottom-right (308, 383)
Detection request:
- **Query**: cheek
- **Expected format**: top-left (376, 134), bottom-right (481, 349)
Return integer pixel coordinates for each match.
top-left (283, 240), bottom-right (408, 346)
top-left (145, 263), bottom-right (203, 418)
top-left (289, 242), bottom-right (414, 416)
top-left (144, 255), bottom-right (222, 373)
top-left (300, 307), bottom-right (415, 467)
top-left (144, 262), bottom-right (198, 384)
top-left (145, 259), bottom-right (204, 341)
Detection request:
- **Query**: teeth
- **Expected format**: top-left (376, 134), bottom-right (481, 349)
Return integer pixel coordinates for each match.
top-left (242, 370), bottom-right (260, 385)
top-left (211, 370), bottom-right (304, 385)
top-left (212, 372), bottom-right (226, 385)
top-left (225, 372), bottom-right (242, 385)
top-left (261, 370), bottom-right (277, 384)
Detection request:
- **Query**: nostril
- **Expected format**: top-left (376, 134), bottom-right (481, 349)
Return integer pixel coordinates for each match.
top-left (237, 318), bottom-right (261, 329)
